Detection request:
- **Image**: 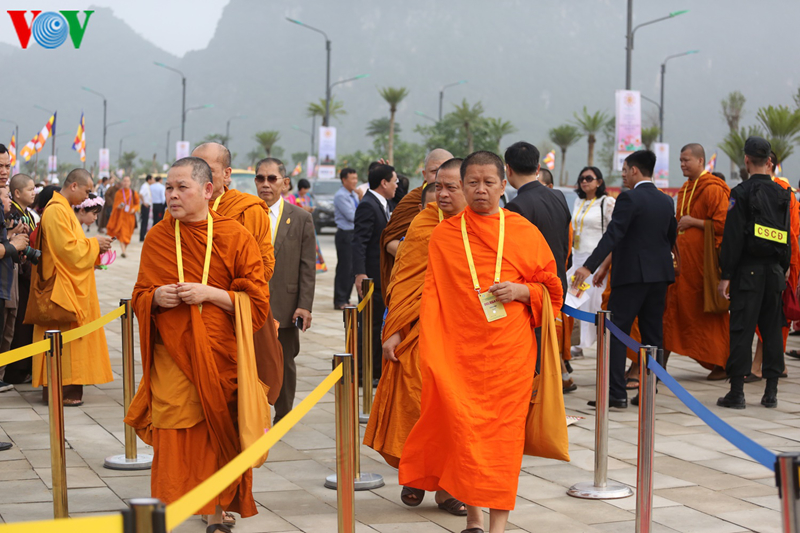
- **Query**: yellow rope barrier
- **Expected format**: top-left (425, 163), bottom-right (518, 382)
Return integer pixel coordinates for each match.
top-left (357, 283), bottom-right (374, 313)
top-left (0, 305), bottom-right (126, 368)
top-left (165, 363), bottom-right (344, 530)
top-left (0, 514), bottom-right (123, 532)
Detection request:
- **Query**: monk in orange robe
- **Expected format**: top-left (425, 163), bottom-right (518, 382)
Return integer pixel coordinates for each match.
top-left (662, 144), bottom-right (730, 378)
top-left (192, 143), bottom-right (283, 404)
top-left (31, 169), bottom-right (115, 405)
top-left (380, 149), bottom-right (453, 300)
top-left (365, 159), bottom-right (469, 516)
top-left (125, 157), bottom-right (270, 529)
top-left (106, 175), bottom-right (139, 257)
top-left (399, 152), bottom-right (564, 533)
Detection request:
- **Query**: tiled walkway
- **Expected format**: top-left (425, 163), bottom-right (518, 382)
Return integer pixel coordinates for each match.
top-left (0, 230), bottom-right (796, 532)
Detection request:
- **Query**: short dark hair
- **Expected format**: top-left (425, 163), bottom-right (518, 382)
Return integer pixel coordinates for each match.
top-left (421, 182), bottom-right (437, 206)
top-left (504, 142), bottom-right (540, 175)
top-left (171, 157), bottom-right (212, 184)
top-left (575, 166), bottom-right (607, 199)
top-left (368, 161), bottom-right (384, 174)
top-left (625, 150), bottom-right (656, 178)
top-left (145, 174), bottom-right (153, 182)
top-left (340, 167), bottom-right (356, 180)
top-left (155, 176), bottom-right (162, 182)
top-left (711, 171), bottom-right (726, 181)
top-left (539, 168), bottom-right (554, 186)
top-left (74, 193), bottom-right (103, 215)
top-left (460, 151), bottom-right (505, 181)
top-left (368, 164), bottom-right (395, 190)
top-left (0, 144), bottom-right (7, 155)
top-left (297, 178), bottom-right (311, 190)
top-left (770, 150), bottom-right (779, 170)
top-left (34, 185), bottom-right (61, 212)
top-left (435, 157), bottom-right (464, 178)
top-left (255, 157), bottom-right (287, 178)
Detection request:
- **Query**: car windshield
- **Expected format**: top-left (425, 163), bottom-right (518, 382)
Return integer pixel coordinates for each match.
top-left (312, 180), bottom-right (340, 196)
top-left (229, 172), bottom-right (257, 196)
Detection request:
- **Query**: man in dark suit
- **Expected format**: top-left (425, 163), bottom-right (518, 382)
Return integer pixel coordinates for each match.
top-left (573, 150), bottom-right (677, 408)
top-left (505, 141), bottom-right (572, 292)
top-left (352, 164), bottom-right (398, 381)
top-left (255, 158), bottom-right (316, 423)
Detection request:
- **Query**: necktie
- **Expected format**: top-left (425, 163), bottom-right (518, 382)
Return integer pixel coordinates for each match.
top-left (351, 193), bottom-right (358, 209)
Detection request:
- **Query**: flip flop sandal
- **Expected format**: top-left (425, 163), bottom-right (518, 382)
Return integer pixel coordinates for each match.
top-left (626, 377), bottom-right (639, 390)
top-left (63, 399), bottom-right (84, 407)
top-left (743, 374), bottom-right (762, 383)
top-left (437, 497), bottom-right (468, 516)
top-left (202, 512), bottom-right (236, 526)
top-left (400, 486), bottom-right (425, 507)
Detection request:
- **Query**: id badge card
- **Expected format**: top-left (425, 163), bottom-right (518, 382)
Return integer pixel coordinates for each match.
top-left (478, 291), bottom-right (507, 322)
top-left (124, 205), bottom-right (130, 213)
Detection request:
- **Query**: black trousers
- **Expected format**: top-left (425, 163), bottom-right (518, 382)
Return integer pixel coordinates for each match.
top-left (727, 263), bottom-right (785, 380)
top-left (607, 281), bottom-right (668, 400)
top-left (152, 203), bottom-right (166, 224)
top-left (139, 204), bottom-right (150, 241)
top-left (274, 326), bottom-right (300, 423)
top-left (357, 286), bottom-right (385, 381)
top-left (334, 229), bottom-right (354, 306)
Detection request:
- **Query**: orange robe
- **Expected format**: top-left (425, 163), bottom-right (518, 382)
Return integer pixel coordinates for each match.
top-left (364, 203), bottom-right (442, 468)
top-left (211, 188), bottom-right (283, 404)
top-left (380, 186), bottom-right (423, 302)
top-left (106, 188), bottom-right (140, 245)
top-left (663, 173), bottom-right (730, 367)
top-left (125, 211), bottom-right (269, 517)
top-left (398, 208), bottom-right (563, 511)
top-left (32, 193), bottom-right (113, 386)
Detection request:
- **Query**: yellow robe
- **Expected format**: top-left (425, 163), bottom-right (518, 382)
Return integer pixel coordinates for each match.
top-left (32, 193), bottom-right (113, 386)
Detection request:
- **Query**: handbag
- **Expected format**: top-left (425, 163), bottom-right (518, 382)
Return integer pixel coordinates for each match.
top-left (703, 220), bottom-right (729, 313)
top-left (783, 281), bottom-right (800, 321)
top-left (523, 284), bottom-right (570, 461)
top-left (23, 206), bottom-right (79, 328)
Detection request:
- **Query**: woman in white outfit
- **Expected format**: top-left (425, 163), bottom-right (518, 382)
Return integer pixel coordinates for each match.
top-left (570, 166), bottom-right (615, 357)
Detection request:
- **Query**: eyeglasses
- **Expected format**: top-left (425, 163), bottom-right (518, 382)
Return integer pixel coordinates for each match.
top-left (578, 176), bottom-right (596, 183)
top-left (255, 175), bottom-right (282, 184)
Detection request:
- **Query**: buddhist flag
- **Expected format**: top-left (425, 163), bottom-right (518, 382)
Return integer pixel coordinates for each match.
top-left (291, 162), bottom-right (302, 176)
top-left (8, 133), bottom-right (16, 167)
top-left (705, 152), bottom-right (717, 172)
top-left (776, 162), bottom-right (783, 176)
top-left (543, 150), bottom-right (556, 170)
top-left (19, 113), bottom-right (56, 161)
top-left (72, 112), bottom-right (86, 162)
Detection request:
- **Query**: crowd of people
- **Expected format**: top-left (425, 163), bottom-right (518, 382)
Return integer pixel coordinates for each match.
top-left (0, 131), bottom-right (795, 532)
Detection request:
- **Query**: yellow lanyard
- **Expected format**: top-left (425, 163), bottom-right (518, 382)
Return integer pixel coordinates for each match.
top-left (175, 213), bottom-right (214, 310)
top-left (573, 197), bottom-right (597, 236)
top-left (212, 190), bottom-right (224, 211)
top-left (680, 172), bottom-right (705, 218)
top-left (438, 208), bottom-right (444, 222)
top-left (271, 199), bottom-right (284, 245)
top-left (462, 209), bottom-right (505, 292)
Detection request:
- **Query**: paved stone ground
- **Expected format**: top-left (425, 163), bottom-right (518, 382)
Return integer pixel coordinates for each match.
top-left (0, 228), bottom-right (798, 532)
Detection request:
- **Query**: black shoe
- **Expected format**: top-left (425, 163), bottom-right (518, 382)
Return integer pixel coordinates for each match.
top-left (761, 393), bottom-right (778, 408)
top-left (565, 360), bottom-right (573, 374)
top-left (717, 391), bottom-right (746, 409)
top-left (587, 398), bottom-right (627, 409)
top-left (0, 442), bottom-right (12, 451)
top-left (631, 394), bottom-right (638, 406)
top-left (786, 350), bottom-right (800, 359)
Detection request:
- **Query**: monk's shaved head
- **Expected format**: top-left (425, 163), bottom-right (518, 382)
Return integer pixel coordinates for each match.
top-left (63, 168), bottom-right (93, 187)
top-left (539, 168), bottom-right (554, 187)
top-left (193, 142), bottom-right (231, 169)
top-left (422, 148), bottom-right (455, 184)
top-left (679, 143), bottom-right (706, 180)
top-left (9, 173), bottom-right (33, 196)
top-left (171, 157), bottom-right (212, 184)
top-left (421, 182), bottom-right (437, 207)
top-left (435, 158), bottom-right (467, 216)
top-left (680, 143), bottom-right (706, 162)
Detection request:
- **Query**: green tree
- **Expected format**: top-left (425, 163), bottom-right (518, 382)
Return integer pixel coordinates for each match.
top-left (202, 133), bottom-right (231, 146)
top-left (246, 147), bottom-right (267, 168)
top-left (485, 117), bottom-right (517, 154)
top-left (721, 91), bottom-right (746, 178)
top-left (450, 99), bottom-right (485, 154)
top-left (254, 131), bottom-right (281, 157)
top-left (548, 125), bottom-right (583, 186)
top-left (641, 126), bottom-right (661, 151)
top-left (367, 117), bottom-right (402, 155)
top-left (378, 86), bottom-right (409, 165)
top-left (718, 126), bottom-right (764, 181)
top-left (572, 107), bottom-right (610, 166)
top-left (307, 98), bottom-right (346, 123)
top-left (756, 105), bottom-right (800, 163)
top-left (291, 151), bottom-right (309, 166)
top-left (794, 87), bottom-right (800, 109)
top-left (118, 151), bottom-right (138, 175)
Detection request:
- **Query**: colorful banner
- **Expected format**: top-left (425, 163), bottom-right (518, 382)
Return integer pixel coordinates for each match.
top-left (653, 142), bottom-right (669, 188)
top-left (305, 155), bottom-right (316, 178)
top-left (318, 126), bottom-right (336, 166)
top-left (613, 90), bottom-right (642, 171)
top-left (98, 148), bottom-right (110, 178)
top-left (543, 150), bottom-right (555, 171)
top-left (72, 112), bottom-right (86, 162)
top-left (19, 113), bottom-right (57, 162)
top-left (8, 133), bottom-right (17, 173)
top-left (705, 152), bottom-right (717, 173)
top-left (176, 141), bottom-right (190, 160)
top-left (291, 162), bottom-right (302, 176)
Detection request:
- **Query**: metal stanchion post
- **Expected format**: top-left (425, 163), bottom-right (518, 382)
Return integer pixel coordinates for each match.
top-left (127, 497), bottom-right (167, 533)
top-left (106, 299), bottom-right (153, 470)
top-left (569, 311), bottom-right (633, 499)
top-left (326, 354), bottom-right (356, 531)
top-left (359, 278), bottom-right (374, 424)
top-left (776, 453), bottom-right (800, 533)
top-left (635, 346), bottom-right (658, 533)
top-left (45, 330), bottom-right (68, 519)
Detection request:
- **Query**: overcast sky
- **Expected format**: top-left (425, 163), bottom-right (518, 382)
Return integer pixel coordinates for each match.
top-left (1, 0), bottom-right (227, 56)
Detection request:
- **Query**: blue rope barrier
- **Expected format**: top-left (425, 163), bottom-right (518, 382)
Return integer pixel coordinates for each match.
top-left (606, 320), bottom-right (643, 353)
top-left (646, 356), bottom-right (777, 471)
top-left (562, 304), bottom-right (597, 325)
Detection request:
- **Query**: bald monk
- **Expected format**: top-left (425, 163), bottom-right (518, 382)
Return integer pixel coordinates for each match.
top-left (106, 175), bottom-right (139, 258)
top-left (379, 148), bottom-right (453, 298)
top-left (192, 142), bottom-right (284, 404)
top-left (125, 157), bottom-right (270, 530)
top-left (399, 151), bottom-right (564, 533)
top-left (31, 169), bottom-right (114, 405)
top-left (365, 158), bottom-right (469, 516)
top-left (663, 144), bottom-right (730, 379)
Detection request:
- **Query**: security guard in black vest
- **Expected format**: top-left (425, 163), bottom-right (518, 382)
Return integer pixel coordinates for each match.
top-left (717, 136), bottom-right (792, 409)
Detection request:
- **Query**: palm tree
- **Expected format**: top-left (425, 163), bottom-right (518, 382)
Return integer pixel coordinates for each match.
top-left (306, 98), bottom-right (346, 122)
top-left (450, 99), bottom-right (485, 154)
top-left (254, 131), bottom-right (281, 157)
top-left (641, 126), bottom-right (661, 151)
top-left (757, 105), bottom-right (800, 163)
top-left (378, 86), bottom-right (409, 165)
top-left (718, 126), bottom-right (763, 181)
top-left (548, 124), bottom-right (583, 186)
top-left (485, 117), bottom-right (517, 154)
top-left (573, 107), bottom-right (610, 166)
top-left (246, 147), bottom-right (266, 168)
top-left (721, 91), bottom-right (746, 178)
top-left (366, 117), bottom-right (401, 137)
top-left (203, 133), bottom-right (231, 146)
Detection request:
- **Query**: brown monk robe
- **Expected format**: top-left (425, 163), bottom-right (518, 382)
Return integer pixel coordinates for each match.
top-left (663, 145), bottom-right (730, 377)
top-left (379, 149), bottom-right (453, 300)
top-left (125, 158), bottom-right (269, 523)
top-left (193, 143), bottom-right (283, 404)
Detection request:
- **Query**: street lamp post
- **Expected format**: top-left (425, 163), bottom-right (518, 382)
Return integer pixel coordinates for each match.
top-left (439, 80), bottom-right (467, 121)
top-left (625, 3), bottom-right (689, 89)
top-left (225, 114), bottom-right (246, 148)
top-left (154, 62), bottom-right (187, 141)
top-left (659, 51), bottom-right (699, 142)
top-left (184, 104), bottom-right (214, 144)
top-left (81, 86), bottom-right (107, 148)
top-left (286, 18), bottom-right (332, 127)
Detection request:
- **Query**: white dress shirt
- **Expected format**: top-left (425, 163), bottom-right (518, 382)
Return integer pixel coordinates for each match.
top-left (269, 196), bottom-right (284, 243)
top-left (369, 189), bottom-right (390, 219)
top-left (139, 183), bottom-right (152, 206)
